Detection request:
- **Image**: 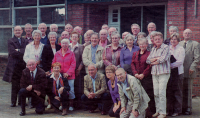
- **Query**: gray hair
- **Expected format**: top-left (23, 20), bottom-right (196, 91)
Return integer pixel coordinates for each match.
top-left (25, 23), bottom-right (32, 28)
top-left (131, 23), bottom-right (140, 29)
top-left (150, 31), bottom-right (157, 37)
top-left (48, 32), bottom-right (57, 39)
top-left (111, 31), bottom-right (120, 39)
top-left (148, 22), bottom-right (156, 29)
top-left (88, 63), bottom-right (97, 69)
top-left (138, 38), bottom-right (148, 45)
top-left (27, 58), bottom-right (37, 65)
top-left (38, 23), bottom-right (47, 28)
top-left (61, 39), bottom-right (70, 44)
top-left (183, 29), bottom-right (192, 34)
top-left (124, 34), bottom-right (135, 42)
top-left (90, 32), bottom-right (99, 39)
top-left (50, 24), bottom-right (58, 29)
top-left (137, 32), bottom-right (147, 37)
top-left (32, 30), bottom-right (42, 37)
top-left (116, 68), bottom-right (126, 73)
top-left (84, 30), bottom-right (94, 38)
top-left (169, 26), bottom-right (179, 33)
top-left (65, 23), bottom-right (73, 28)
top-left (74, 26), bottom-right (82, 30)
top-left (109, 27), bottom-right (117, 31)
top-left (99, 29), bottom-right (108, 36)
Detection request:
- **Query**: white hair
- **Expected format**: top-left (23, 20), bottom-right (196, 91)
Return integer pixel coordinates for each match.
top-left (74, 26), bottom-right (82, 30)
top-left (25, 23), bottom-right (32, 28)
top-left (88, 63), bottom-right (97, 69)
top-left (65, 23), bottom-right (73, 28)
top-left (38, 23), bottom-right (47, 28)
top-left (50, 24), bottom-right (58, 29)
top-left (111, 31), bottom-right (120, 39)
top-left (48, 32), bottom-right (57, 39)
top-left (124, 34), bottom-right (135, 42)
top-left (148, 22), bottom-right (156, 29)
top-left (138, 37), bottom-right (148, 45)
top-left (61, 38), bottom-right (70, 44)
top-left (32, 30), bottom-right (42, 37)
top-left (131, 23), bottom-right (140, 29)
top-left (99, 29), bottom-right (108, 36)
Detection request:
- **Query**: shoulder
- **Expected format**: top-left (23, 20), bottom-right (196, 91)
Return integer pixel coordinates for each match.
top-left (191, 40), bottom-right (200, 47)
top-left (37, 67), bottom-right (46, 74)
top-left (85, 44), bottom-right (91, 49)
top-left (97, 72), bottom-right (105, 79)
top-left (84, 74), bottom-right (90, 80)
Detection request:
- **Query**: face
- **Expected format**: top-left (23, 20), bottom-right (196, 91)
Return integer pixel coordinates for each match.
top-left (139, 41), bottom-right (148, 51)
top-left (116, 70), bottom-right (126, 82)
top-left (71, 34), bottom-right (79, 43)
top-left (88, 66), bottom-right (97, 78)
top-left (52, 65), bottom-right (61, 75)
top-left (183, 30), bottom-right (192, 40)
top-left (154, 36), bottom-right (163, 47)
top-left (49, 35), bottom-right (56, 44)
top-left (50, 25), bottom-right (58, 32)
top-left (24, 25), bottom-right (33, 35)
top-left (100, 30), bottom-right (107, 41)
top-left (169, 29), bottom-right (177, 36)
top-left (148, 23), bottom-right (156, 34)
top-left (91, 35), bottom-right (99, 47)
top-left (111, 35), bottom-right (120, 45)
top-left (84, 37), bottom-right (90, 43)
top-left (150, 35), bottom-right (154, 44)
top-left (170, 36), bottom-right (179, 47)
top-left (108, 28), bottom-right (116, 37)
top-left (74, 28), bottom-right (82, 35)
top-left (131, 25), bottom-right (140, 36)
top-left (65, 25), bottom-right (73, 34)
top-left (106, 70), bottom-right (115, 79)
top-left (38, 24), bottom-right (47, 36)
top-left (33, 33), bottom-right (41, 42)
top-left (122, 32), bottom-right (129, 40)
top-left (61, 41), bottom-right (69, 49)
top-left (125, 36), bottom-right (134, 47)
top-left (61, 31), bottom-right (70, 39)
top-left (138, 35), bottom-right (144, 40)
top-left (14, 26), bottom-right (23, 38)
top-left (27, 60), bottom-right (37, 71)
top-left (102, 25), bottom-right (109, 31)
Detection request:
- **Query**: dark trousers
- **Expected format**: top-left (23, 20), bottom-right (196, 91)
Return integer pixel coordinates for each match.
top-left (50, 89), bottom-right (69, 109)
top-left (19, 88), bottom-right (45, 114)
top-left (167, 74), bottom-right (183, 114)
top-left (81, 92), bottom-right (110, 112)
top-left (74, 71), bottom-right (84, 105)
top-left (11, 79), bottom-right (21, 105)
top-left (108, 104), bottom-right (121, 117)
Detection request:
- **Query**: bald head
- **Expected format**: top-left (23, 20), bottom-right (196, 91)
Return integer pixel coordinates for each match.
top-left (183, 29), bottom-right (192, 41)
top-left (27, 59), bottom-right (37, 71)
top-left (108, 27), bottom-right (117, 37)
top-left (50, 24), bottom-right (58, 32)
top-left (74, 26), bottom-right (82, 35)
top-left (147, 22), bottom-right (156, 34)
top-left (65, 24), bottom-right (73, 34)
top-left (14, 26), bottom-right (23, 38)
top-left (38, 23), bottom-right (47, 36)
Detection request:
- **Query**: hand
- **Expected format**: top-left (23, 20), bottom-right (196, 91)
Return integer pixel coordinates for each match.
top-left (45, 71), bottom-right (50, 76)
top-left (120, 107), bottom-right (126, 115)
top-left (34, 90), bottom-right (41, 96)
top-left (151, 61), bottom-right (159, 65)
top-left (138, 74), bottom-right (144, 80)
top-left (63, 73), bottom-right (68, 78)
top-left (150, 58), bottom-right (157, 63)
top-left (75, 69), bottom-right (80, 76)
top-left (15, 49), bottom-right (19, 51)
top-left (113, 105), bottom-right (120, 113)
top-left (58, 87), bottom-right (64, 94)
top-left (134, 74), bottom-right (139, 79)
top-left (90, 92), bottom-right (96, 98)
top-left (88, 93), bottom-right (93, 99)
top-left (189, 69), bottom-right (194, 75)
top-left (54, 96), bottom-right (60, 101)
top-left (132, 110), bottom-right (139, 117)
top-left (26, 85), bottom-right (32, 91)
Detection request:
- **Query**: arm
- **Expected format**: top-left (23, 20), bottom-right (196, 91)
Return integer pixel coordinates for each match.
top-left (146, 51), bottom-right (153, 64)
top-left (20, 70), bottom-right (28, 88)
top-left (120, 49), bottom-right (125, 68)
top-left (171, 47), bottom-right (185, 69)
top-left (95, 75), bottom-right (107, 96)
top-left (190, 43), bottom-right (200, 71)
top-left (63, 77), bottom-right (70, 91)
top-left (156, 46), bottom-right (170, 64)
top-left (23, 45), bottom-right (30, 63)
top-left (83, 76), bottom-right (90, 97)
top-left (82, 47), bottom-right (93, 66)
top-left (66, 53), bottom-right (76, 77)
top-left (8, 39), bottom-right (22, 59)
top-left (103, 47), bottom-right (113, 66)
top-left (142, 64), bottom-right (151, 77)
top-left (117, 84), bottom-right (126, 108)
top-left (95, 49), bottom-right (104, 69)
top-left (32, 72), bottom-right (47, 92)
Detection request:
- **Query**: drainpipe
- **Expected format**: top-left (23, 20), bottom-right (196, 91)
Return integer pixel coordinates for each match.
top-left (194, 0), bottom-right (197, 18)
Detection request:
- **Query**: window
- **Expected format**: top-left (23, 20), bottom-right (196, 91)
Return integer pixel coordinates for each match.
top-left (14, 0), bottom-right (37, 7)
top-left (39, 0), bottom-right (64, 5)
top-left (0, 0), bottom-right (9, 8)
top-left (0, 28), bottom-right (12, 53)
top-left (15, 9), bottom-right (37, 25)
top-left (0, 10), bottom-right (11, 25)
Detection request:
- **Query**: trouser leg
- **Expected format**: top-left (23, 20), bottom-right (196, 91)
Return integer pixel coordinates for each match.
top-left (19, 88), bottom-right (29, 112)
top-left (101, 92), bottom-right (111, 112)
top-left (11, 79), bottom-right (20, 104)
top-left (152, 75), bottom-right (160, 113)
top-left (120, 103), bottom-right (132, 118)
top-left (31, 92), bottom-right (45, 114)
top-left (61, 89), bottom-right (69, 109)
top-left (187, 77), bottom-right (193, 111)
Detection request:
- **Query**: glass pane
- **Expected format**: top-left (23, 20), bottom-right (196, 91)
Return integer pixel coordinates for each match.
top-left (14, 0), bottom-right (37, 7)
top-left (0, 0), bottom-right (9, 8)
top-left (40, 0), bottom-right (64, 5)
top-left (46, 26), bottom-right (64, 37)
top-left (120, 6), bottom-right (141, 34)
top-left (143, 5), bottom-right (165, 36)
top-left (0, 10), bottom-right (11, 25)
top-left (113, 14), bottom-right (118, 17)
top-left (113, 9), bottom-right (118, 13)
top-left (113, 18), bottom-right (118, 22)
top-left (21, 27), bottom-right (37, 37)
top-left (15, 9), bottom-right (37, 25)
top-left (41, 7), bottom-right (65, 24)
top-left (0, 28), bottom-right (11, 53)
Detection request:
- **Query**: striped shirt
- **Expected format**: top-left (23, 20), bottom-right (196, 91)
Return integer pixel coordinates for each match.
top-left (146, 43), bottom-right (171, 75)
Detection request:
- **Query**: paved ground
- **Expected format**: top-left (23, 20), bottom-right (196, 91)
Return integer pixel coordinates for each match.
top-left (0, 78), bottom-right (200, 118)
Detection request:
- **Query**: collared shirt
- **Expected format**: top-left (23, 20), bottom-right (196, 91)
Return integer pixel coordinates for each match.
top-left (69, 42), bottom-right (79, 51)
top-left (50, 73), bottom-right (62, 97)
top-left (91, 45), bottom-right (98, 64)
top-left (30, 67), bottom-right (37, 80)
top-left (146, 43), bottom-right (171, 75)
top-left (25, 35), bottom-right (33, 43)
top-left (90, 74), bottom-right (97, 93)
top-left (99, 39), bottom-right (108, 48)
top-left (121, 78), bottom-right (130, 100)
top-left (169, 44), bottom-right (185, 74)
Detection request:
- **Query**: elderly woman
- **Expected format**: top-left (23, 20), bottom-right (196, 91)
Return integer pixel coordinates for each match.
top-left (69, 31), bottom-right (84, 109)
top-left (23, 30), bottom-right (44, 67)
top-left (146, 32), bottom-right (170, 118)
top-left (147, 31), bottom-right (157, 51)
top-left (106, 65), bottom-right (121, 117)
top-left (131, 38), bottom-right (155, 117)
top-left (167, 33), bottom-right (185, 117)
top-left (46, 62), bottom-right (70, 116)
top-left (99, 29), bottom-right (111, 48)
top-left (134, 32), bottom-right (146, 46)
top-left (83, 30), bottom-right (94, 47)
top-left (103, 31), bottom-right (123, 70)
top-left (164, 26), bottom-right (179, 45)
top-left (52, 39), bottom-right (76, 111)
top-left (120, 34), bottom-right (139, 75)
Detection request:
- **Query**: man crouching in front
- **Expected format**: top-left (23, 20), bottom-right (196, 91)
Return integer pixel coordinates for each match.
top-left (19, 59), bottom-right (47, 116)
top-left (116, 68), bottom-right (150, 118)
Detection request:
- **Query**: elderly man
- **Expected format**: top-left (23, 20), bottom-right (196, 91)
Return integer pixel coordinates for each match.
top-left (22, 23), bottom-right (33, 43)
top-left (50, 24), bottom-right (59, 44)
top-left (81, 64), bottom-right (110, 115)
top-left (82, 32), bottom-right (104, 74)
top-left (131, 24), bottom-right (140, 46)
top-left (38, 23), bottom-right (49, 45)
top-left (116, 68), bottom-right (150, 118)
top-left (164, 26), bottom-right (179, 45)
top-left (74, 26), bottom-right (84, 44)
top-left (99, 29), bottom-right (111, 48)
top-left (179, 29), bottom-right (200, 115)
top-left (102, 24), bottom-right (110, 39)
top-left (108, 27), bottom-right (124, 46)
top-left (19, 59), bottom-right (47, 116)
top-left (146, 22), bottom-right (156, 45)
top-left (58, 31), bottom-right (70, 44)
top-left (3, 26), bottom-right (28, 107)
top-left (65, 24), bottom-right (73, 36)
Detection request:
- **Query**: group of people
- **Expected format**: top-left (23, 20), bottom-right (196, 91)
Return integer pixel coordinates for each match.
top-left (2, 22), bottom-right (200, 118)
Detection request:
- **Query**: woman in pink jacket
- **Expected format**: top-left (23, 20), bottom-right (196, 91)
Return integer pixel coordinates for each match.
top-left (52, 39), bottom-right (76, 111)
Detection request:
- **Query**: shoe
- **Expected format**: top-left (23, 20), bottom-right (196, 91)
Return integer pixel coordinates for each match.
top-left (101, 111), bottom-right (107, 115)
top-left (89, 110), bottom-right (95, 113)
top-left (10, 103), bottom-right (16, 107)
top-left (19, 111), bottom-right (25, 116)
top-left (47, 104), bottom-right (52, 109)
top-left (62, 110), bottom-right (67, 116)
top-left (157, 114), bottom-right (166, 118)
top-left (184, 111), bottom-right (192, 115)
top-left (59, 106), bottom-right (62, 111)
top-left (69, 106), bottom-right (74, 111)
top-left (152, 112), bottom-right (159, 117)
top-left (171, 113), bottom-right (179, 117)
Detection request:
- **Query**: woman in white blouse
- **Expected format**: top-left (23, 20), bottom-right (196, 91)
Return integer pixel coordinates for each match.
top-left (167, 33), bottom-right (185, 117)
top-left (23, 30), bottom-right (44, 67)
